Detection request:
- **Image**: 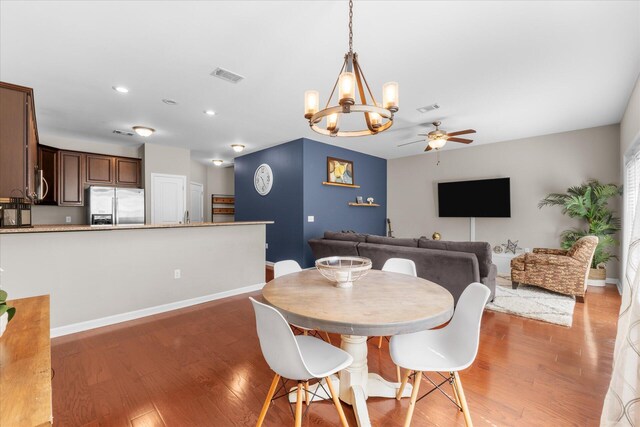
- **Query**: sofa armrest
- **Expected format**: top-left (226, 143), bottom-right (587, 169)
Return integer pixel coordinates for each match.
top-left (524, 253), bottom-right (581, 267)
top-left (533, 248), bottom-right (568, 256)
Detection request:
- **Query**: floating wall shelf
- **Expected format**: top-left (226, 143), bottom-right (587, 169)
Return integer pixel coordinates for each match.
top-left (322, 182), bottom-right (360, 188)
top-left (348, 202), bottom-right (380, 207)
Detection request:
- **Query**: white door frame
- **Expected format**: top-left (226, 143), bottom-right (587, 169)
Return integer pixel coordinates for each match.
top-left (150, 173), bottom-right (187, 224)
top-left (190, 181), bottom-right (204, 223)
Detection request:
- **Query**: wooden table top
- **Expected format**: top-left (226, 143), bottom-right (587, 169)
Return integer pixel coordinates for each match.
top-left (263, 269), bottom-right (454, 336)
top-left (0, 295), bottom-right (52, 426)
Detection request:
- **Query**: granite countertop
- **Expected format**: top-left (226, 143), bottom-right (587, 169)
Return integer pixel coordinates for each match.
top-left (0, 221), bottom-right (273, 234)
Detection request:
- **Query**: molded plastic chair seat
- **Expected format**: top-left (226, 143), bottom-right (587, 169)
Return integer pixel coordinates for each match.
top-left (390, 282), bottom-right (490, 427)
top-left (295, 335), bottom-right (353, 379)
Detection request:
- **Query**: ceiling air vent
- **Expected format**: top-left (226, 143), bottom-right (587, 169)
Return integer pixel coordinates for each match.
top-left (210, 67), bottom-right (245, 84)
top-left (417, 103), bottom-right (440, 113)
top-left (113, 129), bottom-right (134, 136)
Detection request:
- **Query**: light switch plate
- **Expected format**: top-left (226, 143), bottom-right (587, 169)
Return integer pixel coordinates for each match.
top-left (65, 216), bottom-right (71, 223)
top-left (307, 216), bottom-right (315, 222)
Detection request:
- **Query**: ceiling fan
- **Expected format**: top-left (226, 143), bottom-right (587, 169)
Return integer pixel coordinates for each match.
top-left (398, 121), bottom-right (476, 151)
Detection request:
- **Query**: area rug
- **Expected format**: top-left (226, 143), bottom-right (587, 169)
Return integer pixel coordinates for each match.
top-left (485, 276), bottom-right (576, 327)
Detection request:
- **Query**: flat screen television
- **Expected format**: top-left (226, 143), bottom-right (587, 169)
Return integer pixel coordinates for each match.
top-left (438, 178), bottom-right (511, 217)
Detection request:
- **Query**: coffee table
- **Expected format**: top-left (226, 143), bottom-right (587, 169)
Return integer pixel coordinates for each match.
top-left (262, 268), bottom-right (454, 427)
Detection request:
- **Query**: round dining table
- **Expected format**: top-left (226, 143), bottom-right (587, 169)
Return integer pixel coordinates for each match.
top-left (262, 268), bottom-right (454, 427)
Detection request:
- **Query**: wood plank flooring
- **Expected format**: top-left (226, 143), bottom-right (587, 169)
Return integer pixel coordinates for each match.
top-left (51, 280), bottom-right (620, 426)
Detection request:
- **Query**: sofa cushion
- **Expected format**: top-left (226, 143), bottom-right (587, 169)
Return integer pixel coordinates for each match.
top-left (366, 235), bottom-right (418, 247)
top-left (418, 239), bottom-right (492, 278)
top-left (323, 231), bottom-right (368, 242)
top-left (308, 238), bottom-right (360, 259)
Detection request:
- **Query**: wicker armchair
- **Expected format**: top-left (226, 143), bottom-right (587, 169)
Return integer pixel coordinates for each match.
top-left (510, 236), bottom-right (598, 302)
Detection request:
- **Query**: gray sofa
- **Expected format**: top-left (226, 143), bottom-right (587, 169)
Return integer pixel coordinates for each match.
top-left (308, 231), bottom-right (496, 303)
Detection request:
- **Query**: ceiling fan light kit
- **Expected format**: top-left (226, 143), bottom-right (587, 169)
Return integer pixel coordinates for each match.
top-left (304, 0), bottom-right (398, 137)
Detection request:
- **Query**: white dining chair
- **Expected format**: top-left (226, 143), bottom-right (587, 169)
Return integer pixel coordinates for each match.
top-left (375, 258), bottom-right (417, 382)
top-left (250, 297), bottom-right (352, 427)
top-left (274, 260), bottom-right (332, 344)
top-left (390, 282), bottom-right (490, 427)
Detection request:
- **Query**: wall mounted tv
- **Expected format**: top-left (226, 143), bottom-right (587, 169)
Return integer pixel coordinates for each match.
top-left (438, 178), bottom-right (511, 218)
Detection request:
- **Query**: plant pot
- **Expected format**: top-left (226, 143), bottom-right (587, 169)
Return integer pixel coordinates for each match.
top-left (587, 268), bottom-right (606, 287)
top-left (0, 312), bottom-right (7, 338)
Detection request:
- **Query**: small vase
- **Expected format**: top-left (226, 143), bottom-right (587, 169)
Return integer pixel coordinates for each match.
top-left (0, 312), bottom-right (7, 338)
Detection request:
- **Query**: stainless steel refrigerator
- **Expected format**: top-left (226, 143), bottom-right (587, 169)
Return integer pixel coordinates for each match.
top-left (86, 186), bottom-right (145, 225)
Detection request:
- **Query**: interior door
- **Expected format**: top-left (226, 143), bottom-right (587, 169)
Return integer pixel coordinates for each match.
top-left (151, 173), bottom-right (186, 224)
top-left (190, 182), bottom-right (204, 223)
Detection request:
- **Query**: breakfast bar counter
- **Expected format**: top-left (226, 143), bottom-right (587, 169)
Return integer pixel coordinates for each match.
top-left (0, 221), bottom-right (272, 234)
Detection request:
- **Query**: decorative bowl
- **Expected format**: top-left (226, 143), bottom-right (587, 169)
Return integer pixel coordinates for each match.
top-left (315, 256), bottom-right (372, 288)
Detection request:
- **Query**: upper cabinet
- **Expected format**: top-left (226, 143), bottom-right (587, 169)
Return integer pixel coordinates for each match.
top-left (37, 145), bottom-right (58, 205)
top-left (0, 82), bottom-right (39, 201)
top-left (85, 154), bottom-right (114, 185)
top-left (115, 157), bottom-right (141, 187)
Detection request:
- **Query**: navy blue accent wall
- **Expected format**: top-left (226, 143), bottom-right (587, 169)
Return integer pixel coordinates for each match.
top-left (235, 137), bottom-right (387, 268)
top-left (302, 139), bottom-right (386, 267)
top-left (234, 140), bottom-right (304, 265)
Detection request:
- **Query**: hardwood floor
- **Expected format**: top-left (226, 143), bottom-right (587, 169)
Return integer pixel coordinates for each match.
top-left (51, 282), bottom-right (620, 426)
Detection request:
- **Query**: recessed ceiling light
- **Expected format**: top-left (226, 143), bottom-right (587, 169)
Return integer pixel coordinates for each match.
top-left (162, 98), bottom-right (178, 105)
top-left (231, 144), bottom-right (245, 153)
top-left (112, 86), bottom-right (129, 93)
top-left (204, 110), bottom-right (216, 116)
top-left (212, 159), bottom-right (224, 166)
top-left (132, 126), bottom-right (155, 137)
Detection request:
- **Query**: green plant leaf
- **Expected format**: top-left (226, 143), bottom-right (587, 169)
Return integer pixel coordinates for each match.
top-left (0, 289), bottom-right (7, 303)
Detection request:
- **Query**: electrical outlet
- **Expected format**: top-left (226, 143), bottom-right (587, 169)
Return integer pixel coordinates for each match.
top-left (307, 216), bottom-right (314, 222)
top-left (174, 269), bottom-right (181, 279)
top-left (65, 216), bottom-right (71, 223)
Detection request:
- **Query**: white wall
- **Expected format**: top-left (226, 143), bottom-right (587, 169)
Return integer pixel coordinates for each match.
top-left (388, 124), bottom-right (621, 278)
top-left (621, 74), bottom-right (640, 159)
top-left (207, 165), bottom-right (235, 222)
top-left (0, 224), bottom-right (266, 330)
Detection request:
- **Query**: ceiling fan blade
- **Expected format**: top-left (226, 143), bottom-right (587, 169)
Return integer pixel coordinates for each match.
top-left (447, 129), bottom-right (476, 137)
top-left (424, 145), bottom-right (433, 152)
top-left (447, 137), bottom-right (473, 144)
top-left (417, 134), bottom-right (429, 136)
top-left (397, 139), bottom-right (424, 147)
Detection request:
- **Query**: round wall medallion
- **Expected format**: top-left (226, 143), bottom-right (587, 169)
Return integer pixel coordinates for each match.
top-left (493, 245), bottom-right (504, 254)
top-left (254, 163), bottom-right (273, 195)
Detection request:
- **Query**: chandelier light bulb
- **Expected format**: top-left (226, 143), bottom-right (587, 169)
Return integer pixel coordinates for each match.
top-left (369, 111), bottom-right (382, 129)
top-left (338, 71), bottom-right (356, 106)
top-left (304, 90), bottom-right (319, 119)
top-left (231, 144), bottom-right (245, 153)
top-left (383, 82), bottom-right (399, 112)
top-left (327, 113), bottom-right (339, 134)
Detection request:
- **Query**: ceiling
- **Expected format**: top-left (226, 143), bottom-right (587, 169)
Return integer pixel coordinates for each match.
top-left (1, 1), bottom-right (639, 163)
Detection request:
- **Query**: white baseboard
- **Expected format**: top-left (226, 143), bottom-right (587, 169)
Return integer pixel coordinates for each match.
top-left (51, 282), bottom-right (266, 338)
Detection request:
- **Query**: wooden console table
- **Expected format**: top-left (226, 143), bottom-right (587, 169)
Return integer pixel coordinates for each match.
top-left (0, 295), bottom-right (52, 426)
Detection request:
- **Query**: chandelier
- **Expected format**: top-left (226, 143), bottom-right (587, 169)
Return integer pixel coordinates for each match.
top-left (304, 0), bottom-right (399, 137)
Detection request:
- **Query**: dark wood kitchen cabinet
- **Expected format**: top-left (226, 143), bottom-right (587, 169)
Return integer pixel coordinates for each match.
top-left (37, 145), bottom-right (58, 205)
top-left (58, 151), bottom-right (83, 206)
top-left (0, 82), bottom-right (39, 200)
top-left (115, 157), bottom-right (141, 187)
top-left (85, 154), bottom-right (114, 185)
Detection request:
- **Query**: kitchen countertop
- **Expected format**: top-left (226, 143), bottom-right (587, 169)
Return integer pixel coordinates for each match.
top-left (0, 221), bottom-right (273, 234)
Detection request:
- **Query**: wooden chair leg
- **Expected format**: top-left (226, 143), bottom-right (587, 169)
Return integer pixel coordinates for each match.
top-left (397, 369), bottom-right (411, 400)
top-left (453, 371), bottom-right (473, 427)
top-left (256, 373), bottom-right (280, 427)
top-left (396, 365), bottom-right (401, 383)
top-left (324, 331), bottom-right (332, 344)
top-left (377, 336), bottom-right (383, 349)
top-left (295, 383), bottom-right (303, 427)
top-left (325, 376), bottom-right (349, 427)
top-left (450, 372), bottom-right (462, 409)
top-left (404, 371), bottom-right (422, 427)
top-left (304, 381), bottom-right (310, 405)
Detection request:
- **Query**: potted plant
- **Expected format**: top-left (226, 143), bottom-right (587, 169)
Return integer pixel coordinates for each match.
top-left (0, 268), bottom-right (16, 337)
top-left (539, 180), bottom-right (622, 286)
